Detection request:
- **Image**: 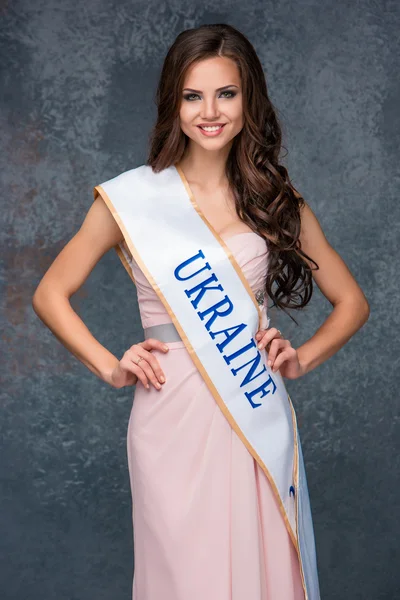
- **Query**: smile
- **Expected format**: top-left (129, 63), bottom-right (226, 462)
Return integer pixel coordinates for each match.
top-left (197, 124), bottom-right (226, 137)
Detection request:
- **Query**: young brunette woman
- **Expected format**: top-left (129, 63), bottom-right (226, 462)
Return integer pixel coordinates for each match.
top-left (32, 23), bottom-right (370, 600)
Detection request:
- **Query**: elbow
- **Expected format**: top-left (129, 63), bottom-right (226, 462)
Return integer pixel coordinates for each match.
top-left (32, 284), bottom-right (69, 319)
top-left (32, 285), bottom-right (48, 316)
top-left (364, 300), bottom-right (371, 323)
top-left (32, 289), bottom-right (42, 316)
top-left (337, 293), bottom-right (370, 327)
top-left (350, 287), bottom-right (371, 325)
top-left (359, 296), bottom-right (371, 326)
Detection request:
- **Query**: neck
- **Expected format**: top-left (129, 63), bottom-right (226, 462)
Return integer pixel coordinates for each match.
top-left (177, 141), bottom-right (232, 189)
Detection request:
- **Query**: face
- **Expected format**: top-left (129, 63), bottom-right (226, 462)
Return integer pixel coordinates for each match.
top-left (179, 56), bottom-right (244, 152)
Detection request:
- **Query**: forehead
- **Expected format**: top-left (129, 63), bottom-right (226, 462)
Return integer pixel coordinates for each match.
top-left (183, 56), bottom-right (241, 87)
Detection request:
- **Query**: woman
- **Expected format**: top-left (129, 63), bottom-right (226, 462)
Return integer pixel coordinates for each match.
top-left (32, 23), bottom-right (370, 600)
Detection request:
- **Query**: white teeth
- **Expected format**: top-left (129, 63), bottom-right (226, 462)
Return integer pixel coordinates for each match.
top-left (200, 125), bottom-right (223, 131)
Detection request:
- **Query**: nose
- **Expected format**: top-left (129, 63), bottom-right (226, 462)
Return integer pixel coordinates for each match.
top-left (200, 96), bottom-right (220, 120)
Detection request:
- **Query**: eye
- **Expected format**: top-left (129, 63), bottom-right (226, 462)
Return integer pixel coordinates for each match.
top-left (220, 90), bottom-right (236, 98)
top-left (182, 90), bottom-right (237, 101)
top-left (183, 93), bottom-right (200, 101)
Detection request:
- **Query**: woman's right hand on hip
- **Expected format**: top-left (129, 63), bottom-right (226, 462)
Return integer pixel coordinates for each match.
top-left (111, 339), bottom-right (169, 389)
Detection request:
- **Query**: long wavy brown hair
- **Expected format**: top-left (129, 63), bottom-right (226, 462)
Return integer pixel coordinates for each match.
top-left (147, 23), bottom-right (319, 323)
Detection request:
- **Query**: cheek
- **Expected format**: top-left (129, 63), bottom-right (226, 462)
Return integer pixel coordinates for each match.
top-left (230, 100), bottom-right (243, 122)
top-left (179, 107), bottom-right (190, 131)
top-left (180, 102), bottom-right (195, 123)
top-left (179, 105), bottom-right (199, 138)
top-left (230, 109), bottom-right (244, 137)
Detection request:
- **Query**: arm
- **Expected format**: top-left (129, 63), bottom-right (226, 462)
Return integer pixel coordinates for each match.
top-left (295, 202), bottom-right (370, 375)
top-left (32, 195), bottom-right (128, 387)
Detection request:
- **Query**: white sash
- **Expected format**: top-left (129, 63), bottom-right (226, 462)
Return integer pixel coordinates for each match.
top-left (94, 164), bottom-right (320, 599)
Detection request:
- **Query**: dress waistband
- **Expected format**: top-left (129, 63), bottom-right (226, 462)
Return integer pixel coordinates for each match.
top-left (143, 322), bottom-right (182, 343)
top-left (144, 303), bottom-right (269, 344)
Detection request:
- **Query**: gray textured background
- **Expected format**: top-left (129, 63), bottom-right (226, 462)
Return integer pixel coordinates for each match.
top-left (1, 0), bottom-right (399, 598)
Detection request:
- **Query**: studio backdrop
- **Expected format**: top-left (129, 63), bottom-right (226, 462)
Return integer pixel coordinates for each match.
top-left (1, 1), bottom-right (399, 599)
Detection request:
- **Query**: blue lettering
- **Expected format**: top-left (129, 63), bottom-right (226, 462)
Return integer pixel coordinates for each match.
top-left (174, 248), bottom-right (276, 411)
top-left (244, 374), bottom-right (277, 409)
top-left (174, 249), bottom-right (212, 281)
top-left (197, 295), bottom-right (234, 331)
top-left (223, 338), bottom-right (257, 363)
top-left (209, 322), bottom-right (248, 353)
top-left (185, 273), bottom-right (224, 309)
top-left (231, 352), bottom-right (267, 387)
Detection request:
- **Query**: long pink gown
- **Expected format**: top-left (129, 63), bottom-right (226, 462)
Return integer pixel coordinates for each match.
top-left (125, 231), bottom-right (305, 600)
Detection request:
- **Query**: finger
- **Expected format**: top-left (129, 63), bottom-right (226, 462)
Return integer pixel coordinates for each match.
top-left (267, 339), bottom-right (291, 367)
top-left (130, 354), bottom-right (163, 390)
top-left (130, 339), bottom-right (168, 385)
top-left (130, 357), bottom-right (160, 390)
top-left (120, 355), bottom-right (150, 389)
top-left (131, 345), bottom-right (169, 389)
top-left (136, 348), bottom-right (167, 385)
top-left (257, 327), bottom-right (283, 350)
top-left (139, 338), bottom-right (170, 354)
top-left (255, 329), bottom-right (267, 341)
top-left (270, 346), bottom-right (297, 372)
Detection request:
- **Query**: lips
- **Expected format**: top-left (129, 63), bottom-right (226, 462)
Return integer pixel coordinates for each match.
top-left (197, 124), bottom-right (226, 129)
top-left (196, 123), bottom-right (227, 137)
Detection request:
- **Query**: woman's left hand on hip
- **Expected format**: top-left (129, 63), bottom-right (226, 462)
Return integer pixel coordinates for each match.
top-left (255, 327), bottom-right (306, 379)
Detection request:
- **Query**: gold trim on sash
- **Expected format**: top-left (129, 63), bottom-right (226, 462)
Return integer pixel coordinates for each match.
top-left (93, 172), bottom-right (307, 599)
top-left (289, 394), bottom-right (307, 596)
top-left (116, 244), bottom-right (137, 285)
top-left (94, 187), bottom-right (138, 286)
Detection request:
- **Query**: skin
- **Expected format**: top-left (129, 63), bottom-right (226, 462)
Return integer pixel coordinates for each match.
top-left (32, 55), bottom-right (370, 390)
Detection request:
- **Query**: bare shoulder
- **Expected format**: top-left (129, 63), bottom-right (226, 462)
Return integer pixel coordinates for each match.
top-left (298, 200), bottom-right (368, 307)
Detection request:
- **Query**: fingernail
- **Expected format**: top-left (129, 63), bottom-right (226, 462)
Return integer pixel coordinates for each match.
top-left (160, 375), bottom-right (165, 383)
top-left (146, 383), bottom-right (149, 389)
top-left (267, 360), bottom-right (272, 367)
top-left (155, 382), bottom-right (161, 389)
top-left (257, 342), bottom-right (263, 349)
top-left (163, 345), bottom-right (169, 351)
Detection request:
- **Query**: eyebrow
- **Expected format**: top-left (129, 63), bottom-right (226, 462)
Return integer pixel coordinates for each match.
top-left (182, 84), bottom-right (239, 93)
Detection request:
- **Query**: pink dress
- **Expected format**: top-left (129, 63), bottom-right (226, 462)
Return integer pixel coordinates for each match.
top-left (126, 231), bottom-right (305, 600)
